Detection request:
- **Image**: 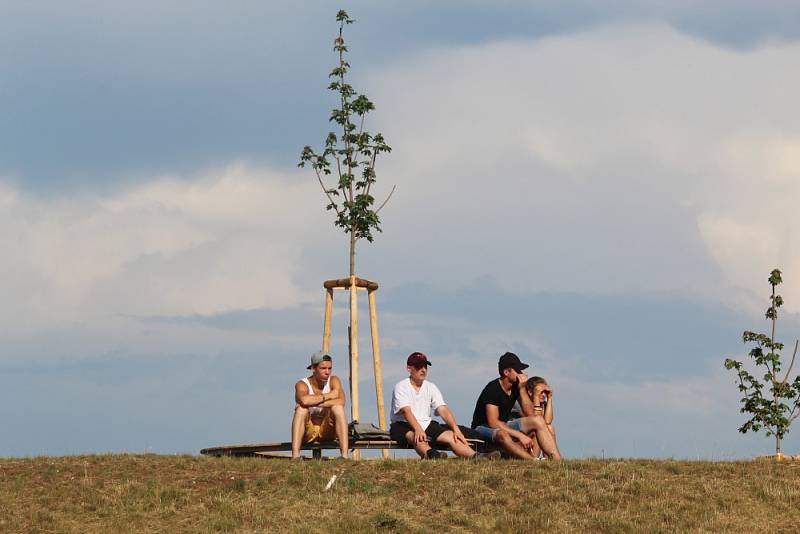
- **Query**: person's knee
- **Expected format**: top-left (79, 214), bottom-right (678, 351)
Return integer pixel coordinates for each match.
top-left (293, 405), bottom-right (309, 419)
top-left (330, 404), bottom-right (346, 417)
top-left (495, 429), bottom-right (511, 444)
top-left (523, 415), bottom-right (546, 430)
top-left (436, 431), bottom-right (455, 445)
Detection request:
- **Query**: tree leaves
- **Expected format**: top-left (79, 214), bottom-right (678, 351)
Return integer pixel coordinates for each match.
top-left (298, 10), bottom-right (393, 265)
top-left (725, 268), bottom-right (800, 450)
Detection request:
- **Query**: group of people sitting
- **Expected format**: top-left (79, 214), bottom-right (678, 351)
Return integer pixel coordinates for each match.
top-left (290, 350), bottom-right (561, 460)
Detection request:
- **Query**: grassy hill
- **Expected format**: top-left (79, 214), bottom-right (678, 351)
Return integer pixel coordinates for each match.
top-left (2, 454), bottom-right (800, 533)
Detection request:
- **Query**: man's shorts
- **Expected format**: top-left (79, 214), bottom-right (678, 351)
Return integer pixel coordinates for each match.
top-left (472, 418), bottom-right (524, 442)
top-left (303, 411), bottom-right (337, 444)
top-left (389, 420), bottom-right (449, 447)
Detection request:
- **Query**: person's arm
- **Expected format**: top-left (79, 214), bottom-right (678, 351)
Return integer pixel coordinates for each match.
top-left (543, 385), bottom-right (554, 425)
top-left (295, 377), bottom-right (344, 408)
top-left (399, 407), bottom-right (428, 444)
top-left (516, 372), bottom-right (535, 415)
top-left (435, 405), bottom-right (468, 445)
top-left (485, 404), bottom-right (533, 448)
top-left (295, 381), bottom-right (325, 408)
top-left (319, 376), bottom-right (346, 407)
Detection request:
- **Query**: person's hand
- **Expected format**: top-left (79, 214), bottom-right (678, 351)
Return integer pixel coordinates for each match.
top-left (516, 372), bottom-right (529, 387)
top-left (518, 434), bottom-right (533, 450)
top-left (453, 428), bottom-right (468, 446)
top-left (414, 429), bottom-right (428, 444)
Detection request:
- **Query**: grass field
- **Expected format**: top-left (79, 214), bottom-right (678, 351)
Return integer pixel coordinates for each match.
top-left (2, 454), bottom-right (800, 533)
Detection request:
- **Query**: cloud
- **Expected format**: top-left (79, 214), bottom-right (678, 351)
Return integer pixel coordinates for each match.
top-left (363, 23), bottom-right (800, 310)
top-left (0, 164), bottom-right (326, 342)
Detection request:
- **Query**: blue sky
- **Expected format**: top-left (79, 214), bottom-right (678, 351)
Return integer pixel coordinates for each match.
top-left (3, 1), bottom-right (800, 458)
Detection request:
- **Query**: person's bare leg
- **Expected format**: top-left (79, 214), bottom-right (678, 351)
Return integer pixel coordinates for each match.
top-left (406, 430), bottom-right (432, 458)
top-left (291, 406), bottom-right (309, 458)
top-left (436, 430), bottom-right (476, 458)
top-left (331, 405), bottom-right (349, 458)
top-left (520, 416), bottom-right (561, 460)
top-left (530, 433), bottom-right (542, 459)
top-left (495, 429), bottom-right (535, 460)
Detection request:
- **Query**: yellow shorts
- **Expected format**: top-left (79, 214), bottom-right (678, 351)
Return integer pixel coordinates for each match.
top-left (303, 411), bottom-right (337, 444)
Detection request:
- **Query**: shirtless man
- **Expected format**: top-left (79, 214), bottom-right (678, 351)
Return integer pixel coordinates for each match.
top-left (290, 351), bottom-right (349, 459)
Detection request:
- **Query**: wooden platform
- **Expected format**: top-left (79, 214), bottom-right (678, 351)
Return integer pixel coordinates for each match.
top-left (200, 439), bottom-right (486, 460)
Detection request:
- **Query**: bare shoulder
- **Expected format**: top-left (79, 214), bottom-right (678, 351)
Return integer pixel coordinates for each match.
top-left (330, 375), bottom-right (344, 387)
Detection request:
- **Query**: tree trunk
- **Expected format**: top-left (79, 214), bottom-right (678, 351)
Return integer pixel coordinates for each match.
top-left (349, 227), bottom-right (356, 277)
top-left (776, 434), bottom-right (781, 456)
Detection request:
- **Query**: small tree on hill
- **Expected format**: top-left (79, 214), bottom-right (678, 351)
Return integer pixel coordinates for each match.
top-left (725, 269), bottom-right (800, 455)
top-left (298, 9), bottom-right (394, 278)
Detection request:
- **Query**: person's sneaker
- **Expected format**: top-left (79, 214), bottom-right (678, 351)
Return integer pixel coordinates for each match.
top-left (424, 449), bottom-right (446, 460)
top-left (473, 450), bottom-right (502, 460)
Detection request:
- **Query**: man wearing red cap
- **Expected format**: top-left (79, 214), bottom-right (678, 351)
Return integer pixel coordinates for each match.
top-left (291, 351), bottom-right (349, 459)
top-left (471, 352), bottom-right (562, 460)
top-left (390, 352), bottom-right (487, 459)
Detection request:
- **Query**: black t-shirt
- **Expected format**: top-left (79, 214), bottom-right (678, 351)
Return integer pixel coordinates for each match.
top-left (471, 379), bottom-right (519, 428)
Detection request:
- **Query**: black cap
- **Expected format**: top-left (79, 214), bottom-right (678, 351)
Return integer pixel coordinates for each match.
top-left (498, 352), bottom-right (529, 373)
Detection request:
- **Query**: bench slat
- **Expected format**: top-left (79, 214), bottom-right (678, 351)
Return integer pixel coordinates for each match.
top-left (200, 439), bottom-right (485, 457)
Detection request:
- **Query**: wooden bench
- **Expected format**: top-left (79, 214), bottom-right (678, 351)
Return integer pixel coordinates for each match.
top-left (201, 439), bottom-right (487, 460)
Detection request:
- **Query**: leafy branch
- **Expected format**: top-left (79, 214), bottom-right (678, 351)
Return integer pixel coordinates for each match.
top-left (724, 268), bottom-right (800, 455)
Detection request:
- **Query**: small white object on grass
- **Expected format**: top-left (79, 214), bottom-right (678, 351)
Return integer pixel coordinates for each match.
top-left (324, 475), bottom-right (338, 491)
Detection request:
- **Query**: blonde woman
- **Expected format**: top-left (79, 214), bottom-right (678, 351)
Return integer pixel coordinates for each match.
top-left (522, 376), bottom-right (558, 459)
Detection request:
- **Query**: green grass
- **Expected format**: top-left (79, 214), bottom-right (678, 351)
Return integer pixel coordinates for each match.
top-left (2, 455), bottom-right (800, 533)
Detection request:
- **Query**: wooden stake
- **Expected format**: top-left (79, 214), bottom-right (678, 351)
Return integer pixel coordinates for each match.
top-left (368, 289), bottom-right (389, 459)
top-left (349, 276), bottom-right (361, 460)
top-left (322, 287), bottom-right (333, 353)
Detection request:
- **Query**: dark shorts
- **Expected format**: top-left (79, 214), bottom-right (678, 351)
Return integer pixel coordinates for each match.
top-left (389, 420), bottom-right (450, 447)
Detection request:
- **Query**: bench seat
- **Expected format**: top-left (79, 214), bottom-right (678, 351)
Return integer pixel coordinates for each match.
top-left (201, 438), bottom-right (487, 459)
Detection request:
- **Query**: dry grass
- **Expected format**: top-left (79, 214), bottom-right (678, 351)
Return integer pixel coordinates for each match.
top-left (2, 454), bottom-right (800, 533)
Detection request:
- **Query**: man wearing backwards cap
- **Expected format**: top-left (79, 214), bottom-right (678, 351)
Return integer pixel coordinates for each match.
top-left (471, 352), bottom-right (562, 460)
top-left (390, 352), bottom-right (488, 459)
top-left (290, 351), bottom-right (349, 459)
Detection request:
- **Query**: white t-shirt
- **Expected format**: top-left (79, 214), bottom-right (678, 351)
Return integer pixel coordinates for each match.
top-left (390, 378), bottom-right (446, 430)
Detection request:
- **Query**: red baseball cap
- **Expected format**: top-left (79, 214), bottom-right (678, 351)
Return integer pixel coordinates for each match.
top-left (407, 352), bottom-right (432, 367)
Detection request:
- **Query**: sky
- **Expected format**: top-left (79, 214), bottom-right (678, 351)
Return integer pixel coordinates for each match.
top-left (2, 0), bottom-right (800, 459)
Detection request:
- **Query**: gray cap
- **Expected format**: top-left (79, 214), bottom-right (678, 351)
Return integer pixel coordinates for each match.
top-left (307, 351), bottom-right (332, 369)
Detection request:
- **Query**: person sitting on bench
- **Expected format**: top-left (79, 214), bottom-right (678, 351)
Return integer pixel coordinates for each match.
top-left (390, 352), bottom-right (488, 460)
top-left (291, 351), bottom-right (349, 459)
top-left (510, 376), bottom-right (560, 459)
top-left (471, 352), bottom-right (561, 460)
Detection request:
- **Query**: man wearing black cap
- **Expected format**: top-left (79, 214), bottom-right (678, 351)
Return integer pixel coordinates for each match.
top-left (471, 352), bottom-right (562, 460)
top-left (290, 351), bottom-right (349, 459)
top-left (390, 352), bottom-right (486, 459)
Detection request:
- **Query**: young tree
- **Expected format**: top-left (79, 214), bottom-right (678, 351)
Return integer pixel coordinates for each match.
top-left (298, 9), bottom-right (393, 278)
top-left (725, 269), bottom-right (800, 455)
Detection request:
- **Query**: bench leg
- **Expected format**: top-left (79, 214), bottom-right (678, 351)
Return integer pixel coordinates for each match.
top-left (313, 448), bottom-right (322, 460)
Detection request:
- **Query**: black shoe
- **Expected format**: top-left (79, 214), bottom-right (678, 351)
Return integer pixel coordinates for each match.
top-left (424, 449), bottom-right (446, 460)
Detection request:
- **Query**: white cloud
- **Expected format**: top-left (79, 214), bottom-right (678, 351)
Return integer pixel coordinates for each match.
top-left (0, 164), bottom-right (325, 341)
top-left (361, 24), bottom-right (800, 311)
